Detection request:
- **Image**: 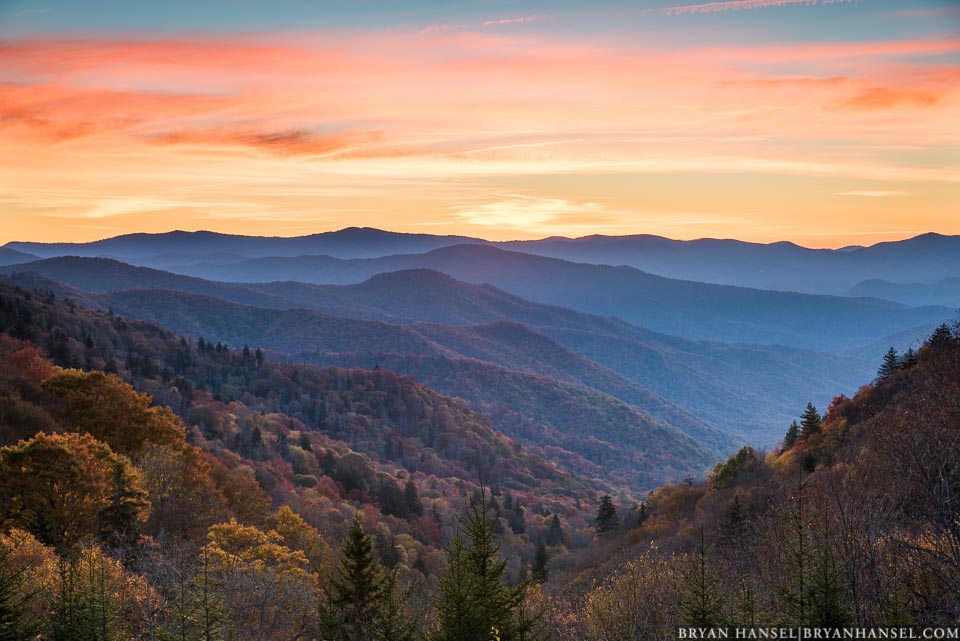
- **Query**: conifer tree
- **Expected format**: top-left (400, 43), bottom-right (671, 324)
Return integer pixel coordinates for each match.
top-left (433, 487), bottom-right (541, 641)
top-left (531, 541), bottom-right (549, 584)
top-left (0, 539), bottom-right (36, 641)
top-left (799, 403), bottom-right (822, 440)
top-left (877, 347), bottom-right (900, 380)
top-left (677, 527), bottom-right (725, 628)
top-left (807, 519), bottom-right (850, 628)
top-left (545, 514), bottom-right (564, 546)
top-left (927, 323), bottom-right (954, 351)
top-left (594, 495), bottom-right (620, 534)
top-left (320, 519), bottom-right (385, 641)
top-left (404, 479), bottom-right (423, 518)
top-left (777, 473), bottom-right (810, 625)
top-left (783, 420), bottom-right (800, 449)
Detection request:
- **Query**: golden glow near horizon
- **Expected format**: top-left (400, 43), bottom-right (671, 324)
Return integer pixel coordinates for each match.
top-left (1, 3), bottom-right (958, 248)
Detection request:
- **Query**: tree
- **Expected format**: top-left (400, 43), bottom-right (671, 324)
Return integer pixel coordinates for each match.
top-left (433, 487), bottom-right (541, 641)
top-left (0, 537), bottom-right (37, 641)
top-left (404, 480), bottom-right (423, 518)
top-left (204, 520), bottom-right (314, 641)
top-left (0, 432), bottom-right (149, 549)
top-left (320, 519), bottom-right (385, 641)
top-left (677, 528), bottom-right (725, 628)
top-left (594, 495), bottom-right (620, 534)
top-left (42, 369), bottom-right (184, 454)
top-left (783, 421), bottom-right (800, 450)
top-left (877, 347), bottom-right (900, 380)
top-left (926, 323), bottom-right (954, 351)
top-left (799, 403), bottom-right (822, 440)
top-left (52, 548), bottom-right (119, 641)
top-left (545, 514), bottom-right (564, 546)
top-left (531, 541), bottom-right (549, 584)
top-left (807, 520), bottom-right (850, 628)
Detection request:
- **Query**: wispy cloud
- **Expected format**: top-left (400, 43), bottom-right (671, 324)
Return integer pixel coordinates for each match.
top-left (419, 23), bottom-right (466, 34)
top-left (151, 126), bottom-right (384, 157)
top-left (839, 190), bottom-right (906, 197)
top-left (451, 193), bottom-right (607, 230)
top-left (644, 0), bottom-right (854, 16)
top-left (481, 15), bottom-right (552, 28)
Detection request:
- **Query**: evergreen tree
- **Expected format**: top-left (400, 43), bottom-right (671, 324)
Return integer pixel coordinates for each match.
top-left (531, 541), bottom-right (549, 584)
top-left (0, 539), bottom-right (36, 641)
top-left (404, 480), bottom-right (423, 518)
top-left (433, 487), bottom-right (542, 641)
top-left (677, 528), bottom-right (725, 628)
top-left (900, 347), bottom-right (918, 369)
top-left (783, 420), bottom-right (800, 449)
top-left (545, 514), bottom-right (564, 546)
top-left (799, 403), bottom-right (822, 440)
top-left (777, 473), bottom-right (810, 625)
top-left (732, 577), bottom-right (762, 628)
top-left (926, 323), bottom-right (954, 351)
top-left (320, 519), bottom-right (385, 641)
top-left (877, 347), bottom-right (900, 380)
top-left (373, 571), bottom-right (417, 641)
top-left (508, 500), bottom-right (526, 535)
top-left (52, 551), bottom-right (118, 641)
top-left (594, 495), bottom-right (620, 534)
top-left (807, 519), bottom-right (850, 628)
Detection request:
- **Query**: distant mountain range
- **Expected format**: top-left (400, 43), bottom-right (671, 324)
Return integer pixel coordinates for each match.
top-left (8, 228), bottom-right (960, 294)
top-left (7, 247), bottom-right (950, 351)
top-left (845, 277), bottom-right (960, 308)
top-left (3, 228), bottom-right (955, 457)
top-left (4, 258), bottom-right (930, 444)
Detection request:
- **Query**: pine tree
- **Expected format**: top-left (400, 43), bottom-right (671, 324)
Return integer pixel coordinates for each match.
top-left (0, 539), bottom-right (36, 641)
top-left (433, 486), bottom-right (542, 641)
top-left (594, 495), bottom-right (620, 534)
top-left (877, 347), bottom-right (900, 380)
top-left (373, 571), bottom-right (418, 641)
top-left (531, 541), bottom-right (549, 584)
top-left (783, 420), bottom-right (800, 449)
top-left (807, 519), bottom-right (850, 628)
top-left (545, 514), bottom-right (564, 546)
top-left (927, 323), bottom-right (954, 351)
top-left (52, 550), bottom-right (118, 641)
top-left (777, 473), bottom-right (810, 625)
top-left (799, 403), bottom-right (821, 440)
top-left (677, 527), bottom-right (725, 628)
top-left (404, 480), bottom-right (423, 517)
top-left (320, 519), bottom-right (385, 641)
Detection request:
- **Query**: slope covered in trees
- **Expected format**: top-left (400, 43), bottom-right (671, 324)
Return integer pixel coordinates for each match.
top-left (535, 323), bottom-right (960, 637)
top-left (3, 272), bottom-right (728, 481)
top-left (3, 264), bottom-right (888, 442)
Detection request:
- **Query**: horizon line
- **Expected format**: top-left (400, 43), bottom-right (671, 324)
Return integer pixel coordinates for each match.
top-left (2, 226), bottom-right (954, 252)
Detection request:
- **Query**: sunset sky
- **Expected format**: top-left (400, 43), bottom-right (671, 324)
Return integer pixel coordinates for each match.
top-left (1, 0), bottom-right (957, 247)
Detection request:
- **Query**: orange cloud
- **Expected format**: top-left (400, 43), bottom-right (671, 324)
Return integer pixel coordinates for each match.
top-left (0, 30), bottom-right (957, 244)
top-left (151, 127), bottom-right (384, 157)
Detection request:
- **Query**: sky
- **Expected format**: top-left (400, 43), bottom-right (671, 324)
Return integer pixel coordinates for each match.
top-left (0, 0), bottom-right (958, 247)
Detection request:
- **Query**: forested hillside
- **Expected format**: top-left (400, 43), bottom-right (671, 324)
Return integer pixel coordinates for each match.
top-left (3, 263), bottom-right (890, 443)
top-left (537, 322), bottom-right (960, 637)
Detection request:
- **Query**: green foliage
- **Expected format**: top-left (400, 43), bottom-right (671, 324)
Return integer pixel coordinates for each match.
top-left (799, 402), bottom-right (821, 439)
top-left (710, 446), bottom-right (759, 490)
top-left (52, 551), bottom-right (118, 641)
top-left (877, 346), bottom-right (901, 380)
top-left (433, 488), bottom-right (542, 641)
top-left (594, 495), bottom-right (619, 534)
top-left (783, 420), bottom-right (800, 450)
top-left (677, 528), bottom-right (725, 628)
top-left (0, 538), bottom-right (37, 641)
top-left (531, 541), bottom-right (549, 584)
